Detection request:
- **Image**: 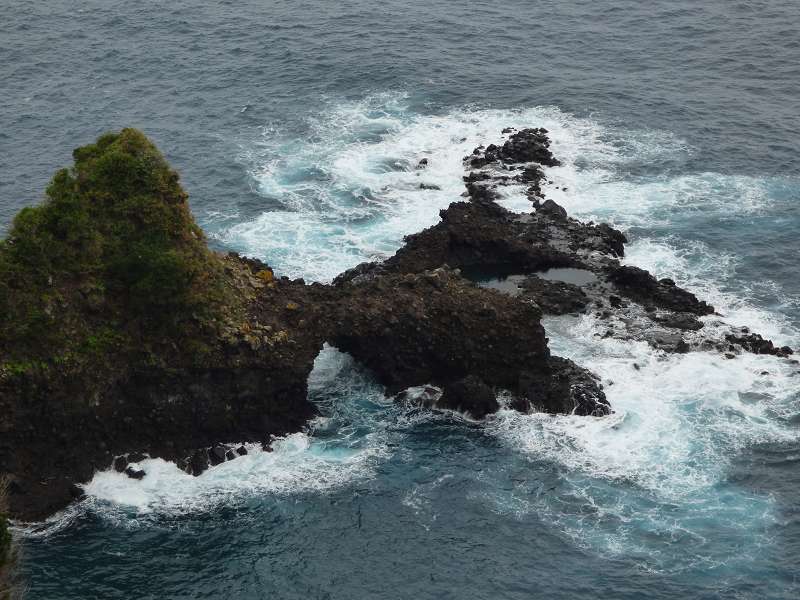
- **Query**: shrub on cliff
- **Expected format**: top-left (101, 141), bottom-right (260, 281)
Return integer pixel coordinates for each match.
top-left (0, 129), bottom-right (228, 371)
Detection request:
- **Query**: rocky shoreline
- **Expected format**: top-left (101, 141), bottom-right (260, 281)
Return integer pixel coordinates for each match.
top-left (0, 128), bottom-right (793, 522)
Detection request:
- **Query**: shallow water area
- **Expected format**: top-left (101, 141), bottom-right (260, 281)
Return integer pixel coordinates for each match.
top-left (466, 267), bottom-right (599, 297)
top-left (537, 268), bottom-right (598, 286)
top-left (469, 273), bottom-right (527, 297)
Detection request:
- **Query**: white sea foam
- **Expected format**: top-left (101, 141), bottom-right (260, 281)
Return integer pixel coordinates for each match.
top-left (82, 433), bottom-right (370, 514)
top-left (218, 94), bottom-right (679, 280)
top-left (482, 232), bottom-right (798, 564)
top-left (483, 306), bottom-right (798, 569)
top-left (65, 347), bottom-right (394, 524)
top-left (490, 319), bottom-right (798, 495)
top-left (218, 93), bottom-right (779, 283)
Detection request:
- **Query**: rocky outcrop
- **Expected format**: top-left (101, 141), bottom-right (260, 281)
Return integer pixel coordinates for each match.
top-left (329, 267), bottom-right (608, 416)
top-left (467, 128), bottom-right (560, 169)
top-left (338, 127), bottom-right (792, 361)
top-left (5, 124), bottom-right (788, 523)
top-left (0, 129), bottom-right (611, 522)
top-left (605, 266), bottom-right (713, 315)
top-left (334, 200), bottom-right (624, 285)
top-left (0, 252), bottom-right (327, 520)
top-left (0, 131), bottom-right (333, 520)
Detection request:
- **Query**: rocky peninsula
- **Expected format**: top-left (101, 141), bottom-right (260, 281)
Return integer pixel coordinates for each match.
top-left (0, 128), bottom-right (792, 522)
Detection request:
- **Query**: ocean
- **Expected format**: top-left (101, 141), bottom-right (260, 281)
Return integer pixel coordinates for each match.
top-left (2, 1), bottom-right (799, 598)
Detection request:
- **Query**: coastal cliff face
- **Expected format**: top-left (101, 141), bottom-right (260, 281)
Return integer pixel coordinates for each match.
top-left (0, 131), bottom-right (326, 520)
top-left (1, 127), bottom-right (790, 523)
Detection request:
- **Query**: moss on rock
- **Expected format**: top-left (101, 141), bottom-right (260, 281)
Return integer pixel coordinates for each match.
top-left (0, 130), bottom-right (325, 521)
top-left (0, 128), bottom-right (231, 375)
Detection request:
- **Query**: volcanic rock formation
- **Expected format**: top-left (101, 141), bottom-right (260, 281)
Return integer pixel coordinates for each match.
top-left (1, 126), bottom-right (791, 522)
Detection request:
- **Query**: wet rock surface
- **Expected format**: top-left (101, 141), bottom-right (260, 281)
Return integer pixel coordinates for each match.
top-left (438, 376), bottom-right (499, 419)
top-left (329, 267), bottom-right (607, 417)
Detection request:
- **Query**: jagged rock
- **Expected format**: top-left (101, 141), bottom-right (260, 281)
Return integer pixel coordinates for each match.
top-left (335, 201), bottom-right (614, 283)
top-left (521, 357), bottom-right (610, 416)
top-left (464, 171), bottom-right (491, 183)
top-left (517, 164), bottom-right (546, 197)
top-left (16, 125), bottom-right (785, 523)
top-left (465, 182), bottom-right (499, 203)
top-left (468, 128), bottom-right (560, 168)
top-left (336, 128), bottom-right (786, 365)
top-left (209, 444), bottom-right (228, 466)
top-left (499, 128), bottom-right (561, 166)
top-left (0, 131), bottom-right (326, 520)
top-left (519, 277), bottom-right (589, 315)
top-left (725, 333), bottom-right (793, 357)
top-left (654, 312), bottom-right (704, 331)
top-left (330, 268), bottom-right (608, 416)
top-left (187, 449), bottom-right (210, 476)
top-left (606, 265), bottom-right (714, 315)
top-left (331, 268), bottom-right (549, 394)
top-left (538, 199), bottom-right (568, 219)
top-left (124, 467), bottom-right (145, 480)
top-left (438, 376), bottom-right (499, 419)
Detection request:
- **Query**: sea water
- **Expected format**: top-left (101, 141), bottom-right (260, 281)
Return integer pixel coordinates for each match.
top-left (2, 1), bottom-right (799, 598)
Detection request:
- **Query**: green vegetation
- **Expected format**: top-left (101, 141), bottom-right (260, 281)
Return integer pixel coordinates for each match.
top-left (0, 129), bottom-right (230, 375)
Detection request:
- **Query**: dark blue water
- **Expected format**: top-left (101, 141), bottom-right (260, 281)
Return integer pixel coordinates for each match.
top-left (3, 1), bottom-right (800, 598)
